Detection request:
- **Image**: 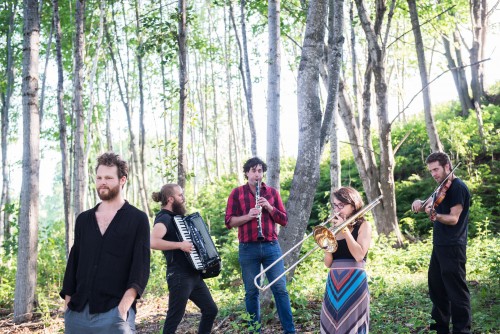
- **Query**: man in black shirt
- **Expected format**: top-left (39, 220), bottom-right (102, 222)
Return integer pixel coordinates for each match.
top-left (412, 152), bottom-right (471, 334)
top-left (60, 153), bottom-right (150, 333)
top-left (151, 183), bottom-right (218, 334)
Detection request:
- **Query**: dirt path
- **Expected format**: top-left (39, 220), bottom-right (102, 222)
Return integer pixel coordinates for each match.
top-left (0, 297), bottom-right (320, 334)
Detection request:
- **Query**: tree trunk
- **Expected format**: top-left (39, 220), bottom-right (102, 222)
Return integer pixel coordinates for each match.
top-left (14, 0), bottom-right (40, 323)
top-left (353, 0), bottom-right (402, 244)
top-left (134, 0), bottom-right (150, 210)
top-left (195, 53), bottom-right (212, 182)
top-left (407, 0), bottom-right (443, 153)
top-left (441, 33), bottom-right (473, 116)
top-left (0, 0), bottom-right (18, 243)
top-left (328, 0), bottom-right (345, 195)
top-left (469, 0), bottom-right (486, 107)
top-left (279, 0), bottom-right (327, 272)
top-left (177, 0), bottom-right (188, 189)
top-left (266, 0), bottom-right (281, 189)
top-left (230, 0), bottom-right (257, 157)
top-left (72, 0), bottom-right (86, 217)
top-left (349, 0), bottom-right (361, 129)
top-left (53, 0), bottom-right (73, 256)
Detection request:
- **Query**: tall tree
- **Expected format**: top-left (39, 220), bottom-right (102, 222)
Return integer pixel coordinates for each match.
top-left (328, 0), bottom-right (345, 195)
top-left (177, 0), bottom-right (188, 188)
top-left (229, 0), bottom-right (257, 157)
top-left (0, 0), bottom-right (18, 243)
top-left (266, 0), bottom-right (281, 189)
top-left (350, 0), bottom-right (402, 243)
top-left (407, 0), bottom-right (443, 153)
top-left (53, 0), bottom-right (73, 255)
top-left (14, 0), bottom-right (40, 323)
top-left (72, 0), bottom-right (86, 216)
top-left (279, 0), bottom-right (328, 271)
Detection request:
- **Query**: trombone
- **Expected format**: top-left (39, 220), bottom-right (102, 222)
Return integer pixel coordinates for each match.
top-left (253, 195), bottom-right (383, 291)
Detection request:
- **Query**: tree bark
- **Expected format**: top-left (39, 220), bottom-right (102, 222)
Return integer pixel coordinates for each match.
top-left (407, 0), bottom-right (443, 153)
top-left (441, 32), bottom-right (473, 116)
top-left (0, 0), bottom-right (18, 243)
top-left (134, 0), bottom-right (150, 208)
top-left (72, 0), bottom-right (86, 217)
top-left (328, 0), bottom-right (345, 195)
top-left (14, 0), bottom-right (40, 323)
top-left (279, 0), bottom-right (327, 272)
top-left (353, 0), bottom-right (402, 244)
top-left (266, 0), bottom-right (281, 189)
top-left (177, 0), bottom-right (188, 188)
top-left (53, 0), bottom-right (73, 256)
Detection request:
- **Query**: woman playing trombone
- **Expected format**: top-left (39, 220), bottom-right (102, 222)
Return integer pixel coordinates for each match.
top-left (320, 187), bottom-right (372, 334)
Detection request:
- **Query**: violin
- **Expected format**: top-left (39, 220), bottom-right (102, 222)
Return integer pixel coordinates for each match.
top-left (416, 162), bottom-right (461, 221)
top-left (428, 177), bottom-right (453, 221)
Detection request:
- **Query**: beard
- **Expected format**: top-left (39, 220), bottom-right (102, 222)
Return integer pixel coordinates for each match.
top-left (172, 198), bottom-right (187, 216)
top-left (97, 184), bottom-right (121, 201)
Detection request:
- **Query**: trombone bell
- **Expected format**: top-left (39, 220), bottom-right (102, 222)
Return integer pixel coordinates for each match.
top-left (313, 226), bottom-right (338, 253)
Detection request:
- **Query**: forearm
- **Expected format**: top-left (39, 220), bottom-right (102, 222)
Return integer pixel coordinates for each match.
top-left (435, 213), bottom-right (459, 225)
top-left (119, 288), bottom-right (137, 311)
top-left (228, 214), bottom-right (252, 228)
top-left (151, 238), bottom-right (185, 251)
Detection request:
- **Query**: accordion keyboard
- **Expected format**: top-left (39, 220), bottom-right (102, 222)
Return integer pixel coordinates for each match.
top-left (173, 215), bottom-right (204, 270)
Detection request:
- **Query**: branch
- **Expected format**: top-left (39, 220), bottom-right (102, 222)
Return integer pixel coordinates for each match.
top-left (387, 5), bottom-right (456, 50)
top-left (487, 0), bottom-right (500, 18)
top-left (283, 31), bottom-right (302, 49)
top-left (390, 58), bottom-right (491, 125)
top-left (393, 129), bottom-right (412, 156)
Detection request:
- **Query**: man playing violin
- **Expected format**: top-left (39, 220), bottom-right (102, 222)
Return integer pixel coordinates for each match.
top-left (412, 152), bottom-right (471, 334)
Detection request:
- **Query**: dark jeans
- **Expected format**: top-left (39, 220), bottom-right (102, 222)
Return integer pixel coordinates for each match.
top-left (163, 270), bottom-right (218, 334)
top-left (428, 245), bottom-right (471, 334)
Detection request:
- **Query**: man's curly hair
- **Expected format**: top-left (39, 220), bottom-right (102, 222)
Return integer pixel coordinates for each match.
top-left (95, 152), bottom-right (128, 179)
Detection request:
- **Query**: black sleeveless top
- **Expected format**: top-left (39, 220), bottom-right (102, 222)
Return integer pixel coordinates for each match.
top-left (154, 209), bottom-right (198, 274)
top-left (333, 223), bottom-right (367, 261)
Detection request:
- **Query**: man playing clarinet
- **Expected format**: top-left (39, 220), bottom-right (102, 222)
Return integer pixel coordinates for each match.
top-left (151, 184), bottom-right (218, 334)
top-left (225, 157), bottom-right (296, 334)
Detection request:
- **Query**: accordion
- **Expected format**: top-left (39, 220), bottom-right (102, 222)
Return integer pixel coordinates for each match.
top-left (173, 212), bottom-right (221, 279)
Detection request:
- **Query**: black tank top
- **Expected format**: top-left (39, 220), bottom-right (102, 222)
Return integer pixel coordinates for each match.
top-left (333, 223), bottom-right (367, 261)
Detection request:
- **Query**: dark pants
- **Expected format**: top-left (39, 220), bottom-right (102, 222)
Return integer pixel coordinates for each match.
top-left (163, 271), bottom-right (218, 334)
top-left (428, 245), bottom-right (471, 334)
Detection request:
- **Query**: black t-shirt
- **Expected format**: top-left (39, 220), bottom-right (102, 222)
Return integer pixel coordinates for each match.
top-left (154, 209), bottom-right (198, 274)
top-left (433, 178), bottom-right (470, 246)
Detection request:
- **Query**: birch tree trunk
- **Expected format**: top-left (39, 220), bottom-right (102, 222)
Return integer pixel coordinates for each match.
top-left (407, 0), bottom-right (443, 153)
top-left (14, 0), bottom-right (40, 323)
top-left (266, 0), bottom-right (281, 189)
top-left (230, 0), bottom-right (257, 157)
top-left (279, 0), bottom-right (327, 270)
top-left (53, 0), bottom-right (73, 255)
top-left (134, 0), bottom-right (150, 205)
top-left (72, 0), bottom-right (86, 217)
top-left (177, 0), bottom-right (188, 188)
top-left (328, 0), bottom-right (345, 195)
top-left (0, 0), bottom-right (17, 243)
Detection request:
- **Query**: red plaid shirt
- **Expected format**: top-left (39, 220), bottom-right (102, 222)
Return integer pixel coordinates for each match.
top-left (225, 182), bottom-right (288, 242)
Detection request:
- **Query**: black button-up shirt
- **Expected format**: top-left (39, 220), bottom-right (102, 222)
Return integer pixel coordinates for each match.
top-left (60, 201), bottom-right (150, 314)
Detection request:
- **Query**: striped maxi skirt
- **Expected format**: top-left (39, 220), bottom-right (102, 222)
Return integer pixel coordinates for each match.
top-left (320, 259), bottom-right (369, 334)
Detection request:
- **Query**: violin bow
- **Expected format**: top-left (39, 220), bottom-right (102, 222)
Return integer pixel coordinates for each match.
top-left (421, 161), bottom-right (462, 209)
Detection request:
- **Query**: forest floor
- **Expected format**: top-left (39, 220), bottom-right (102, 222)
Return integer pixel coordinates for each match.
top-left (0, 296), bottom-right (321, 334)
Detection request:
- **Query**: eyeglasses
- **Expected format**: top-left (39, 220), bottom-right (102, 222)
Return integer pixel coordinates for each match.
top-left (333, 202), bottom-right (346, 210)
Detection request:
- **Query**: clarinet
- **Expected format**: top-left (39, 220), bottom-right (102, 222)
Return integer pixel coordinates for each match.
top-left (255, 180), bottom-right (265, 241)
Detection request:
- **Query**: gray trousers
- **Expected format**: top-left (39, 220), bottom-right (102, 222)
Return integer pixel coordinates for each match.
top-left (64, 303), bottom-right (136, 334)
